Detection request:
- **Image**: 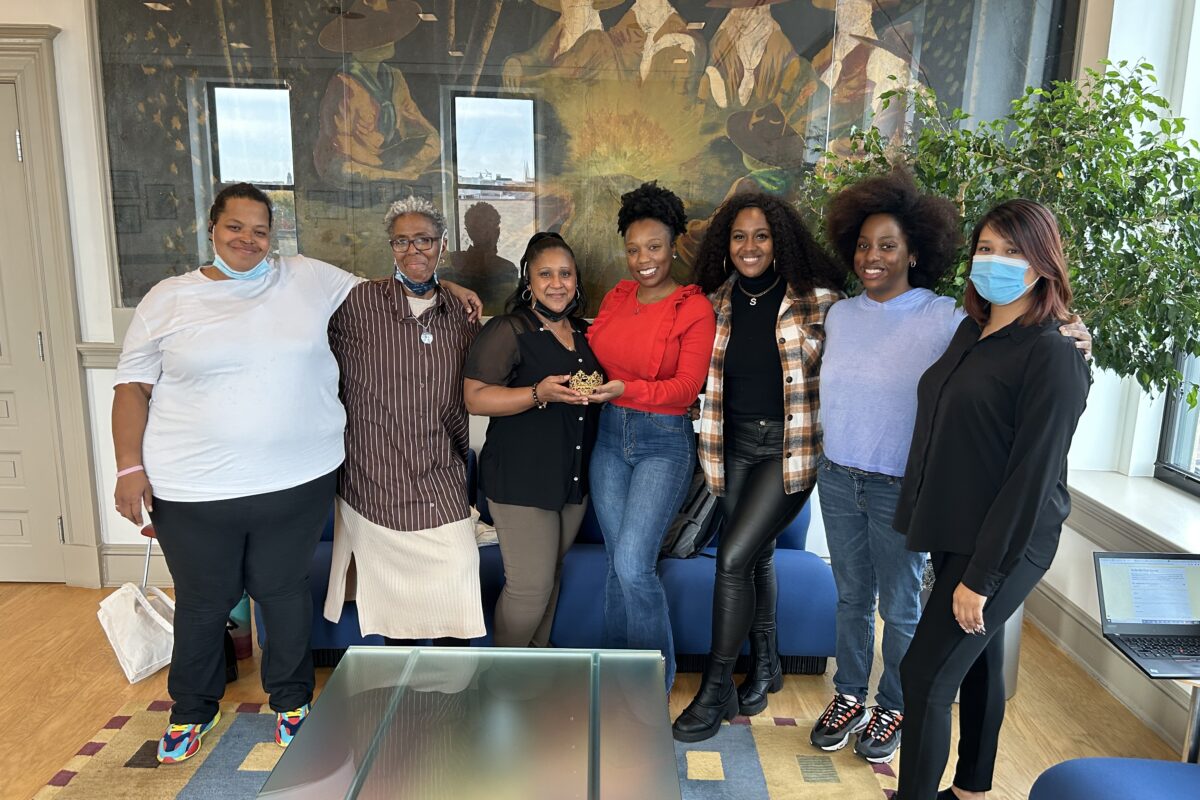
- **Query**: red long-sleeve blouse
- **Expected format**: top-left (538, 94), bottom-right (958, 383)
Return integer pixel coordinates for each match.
top-left (587, 280), bottom-right (717, 416)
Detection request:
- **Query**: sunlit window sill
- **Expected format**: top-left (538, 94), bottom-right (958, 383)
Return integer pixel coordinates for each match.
top-left (1068, 469), bottom-right (1200, 553)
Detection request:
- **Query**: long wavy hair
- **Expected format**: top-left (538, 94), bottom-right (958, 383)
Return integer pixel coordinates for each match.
top-left (693, 192), bottom-right (845, 295)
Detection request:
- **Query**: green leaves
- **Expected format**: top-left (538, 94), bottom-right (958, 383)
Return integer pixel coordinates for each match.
top-left (801, 61), bottom-right (1200, 400)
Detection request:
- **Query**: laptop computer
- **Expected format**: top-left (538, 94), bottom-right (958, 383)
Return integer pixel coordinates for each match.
top-left (1094, 551), bottom-right (1200, 679)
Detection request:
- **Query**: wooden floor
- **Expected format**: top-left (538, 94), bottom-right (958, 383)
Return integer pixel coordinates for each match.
top-left (0, 582), bottom-right (1176, 800)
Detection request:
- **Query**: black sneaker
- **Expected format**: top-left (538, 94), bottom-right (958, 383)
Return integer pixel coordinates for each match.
top-left (854, 706), bottom-right (903, 763)
top-left (809, 693), bottom-right (868, 751)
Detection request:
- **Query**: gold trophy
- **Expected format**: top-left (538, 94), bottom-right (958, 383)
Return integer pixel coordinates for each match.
top-left (569, 370), bottom-right (604, 396)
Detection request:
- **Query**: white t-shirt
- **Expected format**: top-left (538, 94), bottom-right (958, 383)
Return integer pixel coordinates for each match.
top-left (114, 255), bottom-right (362, 501)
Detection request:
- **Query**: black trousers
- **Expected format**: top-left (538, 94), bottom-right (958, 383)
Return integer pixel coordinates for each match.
top-left (710, 420), bottom-right (813, 661)
top-left (152, 470), bottom-right (336, 723)
top-left (897, 551), bottom-right (1046, 799)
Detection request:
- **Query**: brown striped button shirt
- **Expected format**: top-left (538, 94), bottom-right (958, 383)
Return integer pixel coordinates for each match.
top-left (329, 279), bottom-right (480, 531)
top-left (698, 277), bottom-right (843, 496)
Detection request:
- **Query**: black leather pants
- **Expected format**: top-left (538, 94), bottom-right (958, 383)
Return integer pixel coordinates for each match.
top-left (710, 419), bottom-right (813, 661)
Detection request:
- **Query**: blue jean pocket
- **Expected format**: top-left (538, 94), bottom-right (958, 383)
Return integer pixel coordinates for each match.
top-left (647, 412), bottom-right (689, 433)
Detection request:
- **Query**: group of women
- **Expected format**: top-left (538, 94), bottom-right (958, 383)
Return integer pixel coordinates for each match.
top-left (114, 169), bottom-right (1091, 800)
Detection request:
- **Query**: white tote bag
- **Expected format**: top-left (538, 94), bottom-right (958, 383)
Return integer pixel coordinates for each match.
top-left (98, 582), bottom-right (175, 683)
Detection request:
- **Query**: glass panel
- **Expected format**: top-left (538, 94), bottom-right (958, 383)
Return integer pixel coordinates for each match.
top-left (258, 647), bottom-right (417, 798)
top-left (97, 0), bottom-right (1082, 309)
top-left (353, 649), bottom-right (595, 800)
top-left (596, 651), bottom-right (680, 800)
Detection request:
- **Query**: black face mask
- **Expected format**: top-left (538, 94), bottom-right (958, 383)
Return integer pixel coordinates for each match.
top-left (532, 296), bottom-right (579, 322)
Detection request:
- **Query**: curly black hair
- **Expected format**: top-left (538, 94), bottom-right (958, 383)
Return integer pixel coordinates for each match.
top-left (693, 192), bottom-right (845, 296)
top-left (824, 168), bottom-right (962, 289)
top-left (617, 181), bottom-right (687, 238)
top-left (504, 231), bottom-right (588, 316)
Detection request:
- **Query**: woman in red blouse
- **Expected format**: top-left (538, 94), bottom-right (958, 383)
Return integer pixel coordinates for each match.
top-left (586, 182), bottom-right (717, 689)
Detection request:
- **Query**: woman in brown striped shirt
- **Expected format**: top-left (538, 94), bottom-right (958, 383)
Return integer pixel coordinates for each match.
top-left (323, 195), bottom-right (485, 644)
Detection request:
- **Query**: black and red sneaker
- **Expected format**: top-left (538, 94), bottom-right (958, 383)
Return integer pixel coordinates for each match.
top-left (809, 693), bottom-right (868, 751)
top-left (854, 705), bottom-right (903, 763)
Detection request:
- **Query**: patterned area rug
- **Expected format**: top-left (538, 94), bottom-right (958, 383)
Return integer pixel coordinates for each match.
top-left (36, 701), bottom-right (895, 799)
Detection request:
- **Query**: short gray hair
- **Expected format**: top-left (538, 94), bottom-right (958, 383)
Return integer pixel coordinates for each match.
top-left (383, 195), bottom-right (447, 237)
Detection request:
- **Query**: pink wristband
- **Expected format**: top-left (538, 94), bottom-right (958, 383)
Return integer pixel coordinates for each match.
top-left (116, 465), bottom-right (144, 478)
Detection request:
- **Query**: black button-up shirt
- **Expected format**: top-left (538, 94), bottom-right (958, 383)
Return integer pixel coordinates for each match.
top-left (893, 316), bottom-right (1091, 596)
top-left (464, 307), bottom-right (601, 510)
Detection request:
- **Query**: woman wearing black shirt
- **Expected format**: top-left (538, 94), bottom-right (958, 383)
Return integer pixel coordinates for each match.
top-left (464, 232), bottom-right (602, 647)
top-left (892, 200), bottom-right (1091, 800)
top-left (672, 193), bottom-right (845, 742)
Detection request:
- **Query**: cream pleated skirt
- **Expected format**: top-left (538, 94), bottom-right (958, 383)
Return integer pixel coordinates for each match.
top-left (323, 496), bottom-right (485, 639)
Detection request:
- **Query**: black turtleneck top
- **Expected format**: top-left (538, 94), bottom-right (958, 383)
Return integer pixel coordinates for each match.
top-left (724, 268), bottom-right (787, 420)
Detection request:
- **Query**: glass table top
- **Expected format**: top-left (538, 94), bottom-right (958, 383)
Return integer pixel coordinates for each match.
top-left (258, 647), bottom-right (680, 800)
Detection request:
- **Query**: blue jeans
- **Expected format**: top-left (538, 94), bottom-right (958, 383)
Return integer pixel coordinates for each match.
top-left (590, 404), bottom-right (695, 689)
top-left (818, 456), bottom-right (925, 712)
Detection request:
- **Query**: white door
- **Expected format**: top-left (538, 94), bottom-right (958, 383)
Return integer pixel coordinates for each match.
top-left (0, 80), bottom-right (65, 581)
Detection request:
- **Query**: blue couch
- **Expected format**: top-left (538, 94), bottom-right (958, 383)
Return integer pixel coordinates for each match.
top-left (258, 453), bottom-right (837, 673)
top-left (1029, 757), bottom-right (1200, 799)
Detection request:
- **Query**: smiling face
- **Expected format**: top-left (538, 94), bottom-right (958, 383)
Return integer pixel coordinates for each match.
top-left (728, 206), bottom-right (774, 279)
top-left (210, 197), bottom-right (271, 271)
top-left (623, 218), bottom-right (676, 291)
top-left (527, 247), bottom-right (578, 314)
top-left (390, 212), bottom-right (444, 287)
top-left (854, 213), bottom-right (913, 302)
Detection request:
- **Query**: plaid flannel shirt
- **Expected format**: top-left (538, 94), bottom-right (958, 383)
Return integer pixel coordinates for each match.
top-left (698, 276), bottom-right (843, 496)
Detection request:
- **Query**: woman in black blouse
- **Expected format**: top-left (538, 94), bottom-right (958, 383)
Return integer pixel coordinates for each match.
top-left (463, 232), bottom-right (602, 647)
top-left (891, 200), bottom-right (1091, 800)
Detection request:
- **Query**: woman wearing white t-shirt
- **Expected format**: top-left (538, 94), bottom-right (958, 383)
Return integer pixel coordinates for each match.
top-left (111, 184), bottom-right (478, 765)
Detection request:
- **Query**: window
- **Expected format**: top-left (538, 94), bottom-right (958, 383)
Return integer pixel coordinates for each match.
top-left (1157, 352), bottom-right (1200, 498)
top-left (208, 84), bottom-right (298, 256)
top-left (447, 95), bottom-right (537, 313)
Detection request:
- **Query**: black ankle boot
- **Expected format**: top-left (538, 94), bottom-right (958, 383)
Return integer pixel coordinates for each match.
top-left (737, 628), bottom-right (782, 716)
top-left (672, 656), bottom-right (738, 743)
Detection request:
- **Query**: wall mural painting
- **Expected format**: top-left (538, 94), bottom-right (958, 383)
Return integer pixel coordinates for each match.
top-left (98, 0), bottom-right (1051, 313)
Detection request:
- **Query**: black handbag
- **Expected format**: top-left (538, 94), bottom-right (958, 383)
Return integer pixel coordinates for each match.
top-left (659, 461), bottom-right (724, 559)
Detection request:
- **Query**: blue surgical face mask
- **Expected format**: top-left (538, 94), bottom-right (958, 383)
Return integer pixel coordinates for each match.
top-left (969, 254), bottom-right (1038, 306)
top-left (394, 262), bottom-right (439, 296)
top-left (213, 252), bottom-right (271, 281)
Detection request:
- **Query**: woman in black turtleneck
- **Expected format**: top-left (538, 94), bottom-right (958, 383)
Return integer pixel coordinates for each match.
top-left (672, 193), bottom-right (847, 742)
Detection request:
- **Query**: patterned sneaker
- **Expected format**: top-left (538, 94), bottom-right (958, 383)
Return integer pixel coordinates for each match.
top-left (156, 711), bottom-right (221, 764)
top-left (275, 704), bottom-right (310, 747)
top-left (810, 693), bottom-right (868, 751)
top-left (854, 706), bottom-right (903, 763)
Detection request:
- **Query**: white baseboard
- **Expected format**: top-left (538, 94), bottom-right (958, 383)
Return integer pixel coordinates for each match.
top-left (1026, 580), bottom-right (1191, 752)
top-left (99, 543), bottom-right (172, 587)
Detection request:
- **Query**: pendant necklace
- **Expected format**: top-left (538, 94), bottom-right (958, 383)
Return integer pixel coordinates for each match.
top-left (414, 314), bottom-right (434, 345)
top-left (738, 275), bottom-right (781, 306)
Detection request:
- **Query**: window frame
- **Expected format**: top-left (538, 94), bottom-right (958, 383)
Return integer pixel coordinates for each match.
top-left (447, 90), bottom-right (539, 250)
top-left (205, 80), bottom-right (296, 190)
top-left (1155, 351), bottom-right (1200, 499)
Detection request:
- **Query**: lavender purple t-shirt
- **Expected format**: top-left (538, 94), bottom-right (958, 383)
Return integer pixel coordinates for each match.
top-left (820, 288), bottom-right (965, 477)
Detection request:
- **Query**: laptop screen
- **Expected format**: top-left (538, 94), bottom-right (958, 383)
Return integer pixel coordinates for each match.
top-left (1097, 555), bottom-right (1200, 626)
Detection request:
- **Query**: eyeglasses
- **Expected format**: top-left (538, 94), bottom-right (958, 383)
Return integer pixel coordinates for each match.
top-left (389, 236), bottom-right (436, 253)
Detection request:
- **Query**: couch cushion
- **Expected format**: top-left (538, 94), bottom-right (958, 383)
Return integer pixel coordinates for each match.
top-left (545, 543), bottom-right (835, 657)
